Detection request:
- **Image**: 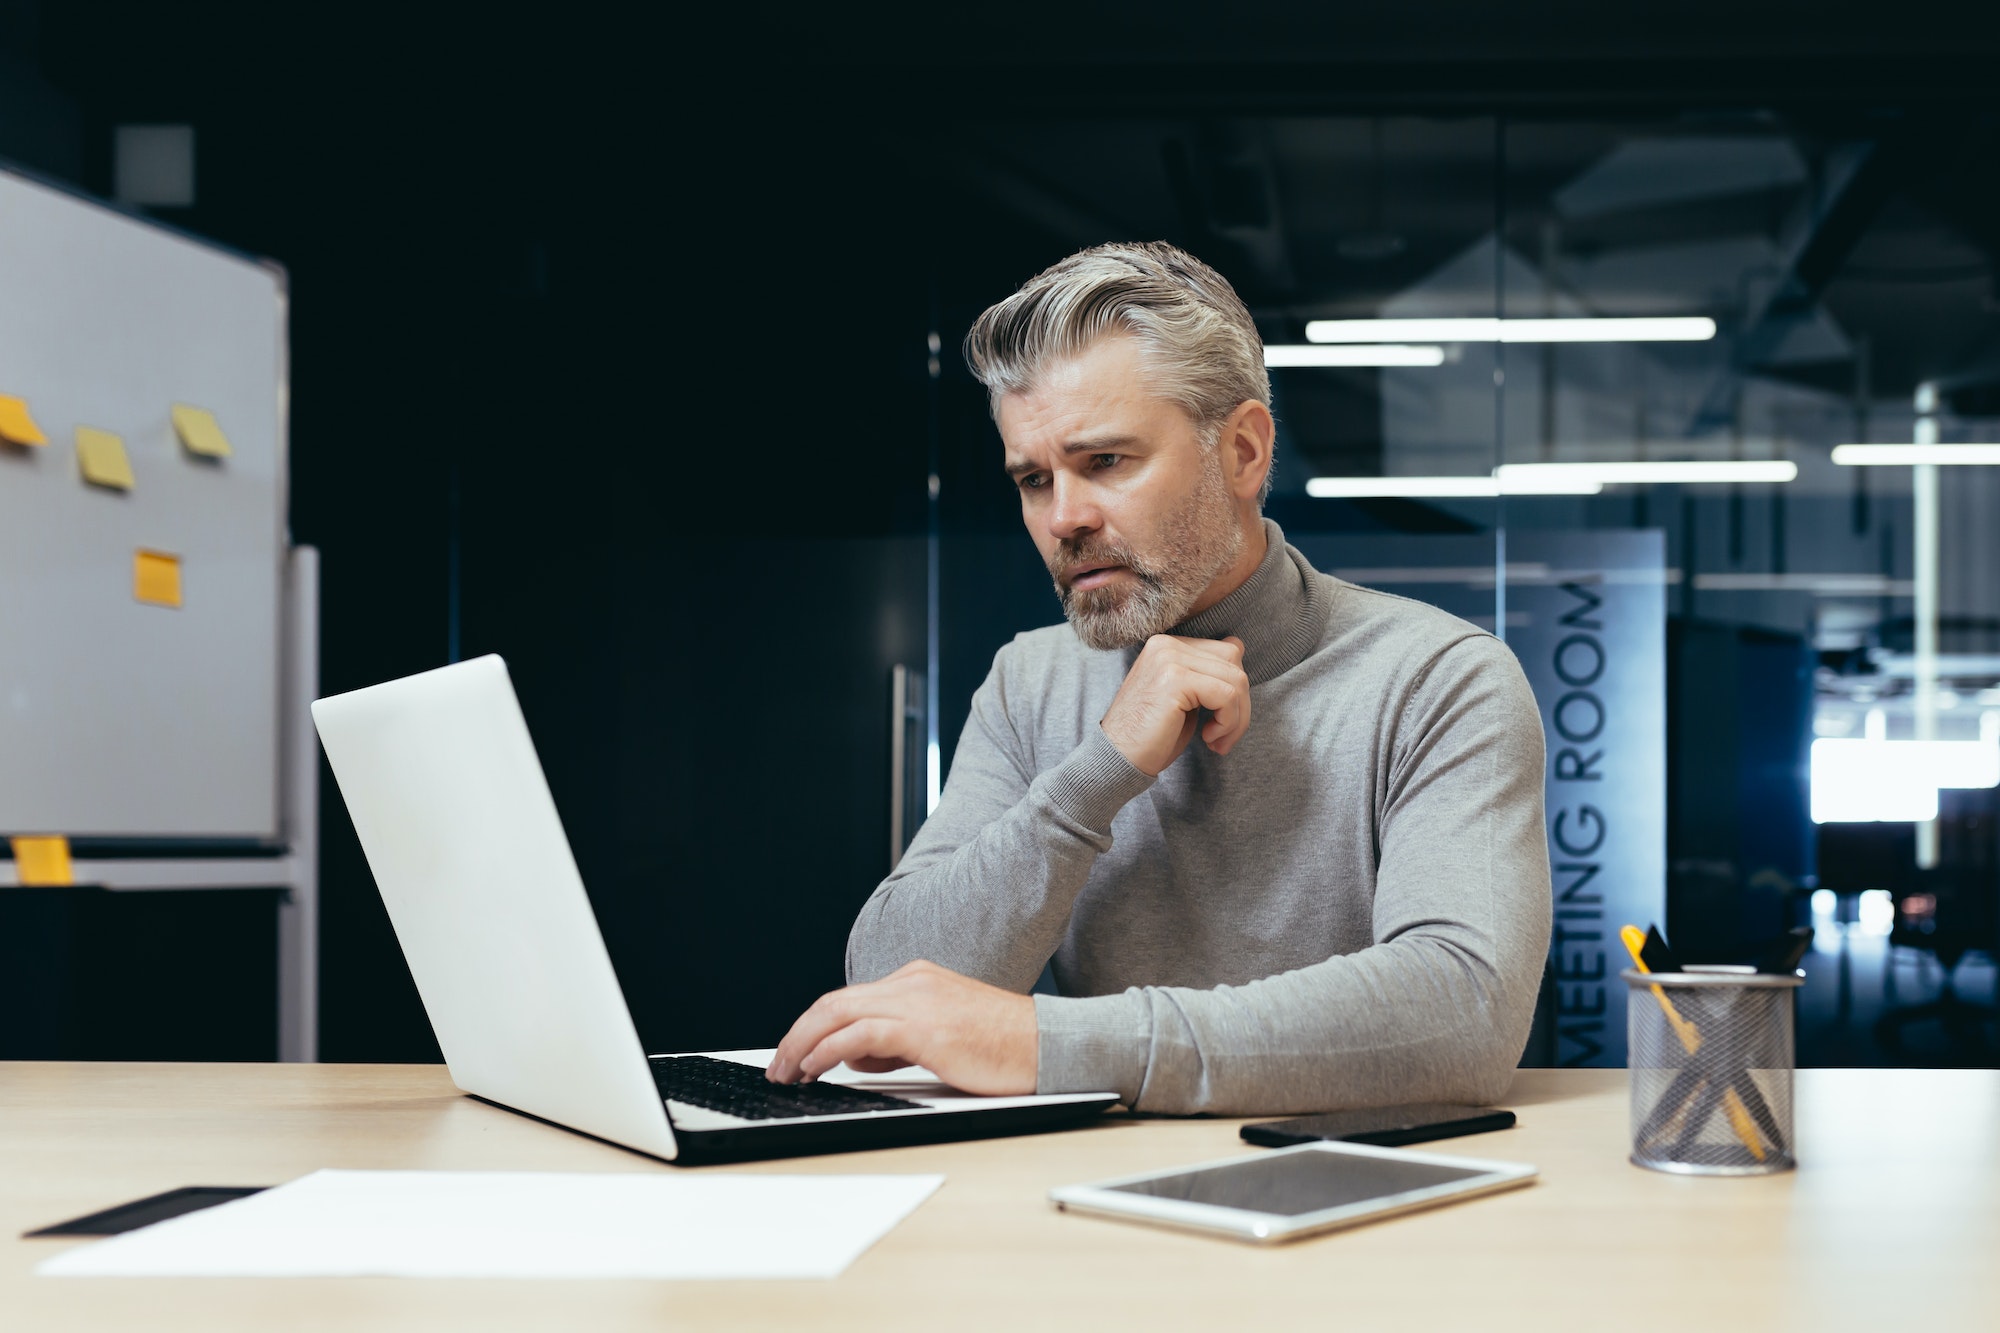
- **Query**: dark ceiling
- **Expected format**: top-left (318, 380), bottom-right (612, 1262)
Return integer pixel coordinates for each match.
top-left (2, 1), bottom-right (1997, 507)
top-left (930, 113), bottom-right (2000, 362)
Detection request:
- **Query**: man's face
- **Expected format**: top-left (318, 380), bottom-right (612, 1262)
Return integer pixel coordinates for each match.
top-left (998, 337), bottom-right (1244, 650)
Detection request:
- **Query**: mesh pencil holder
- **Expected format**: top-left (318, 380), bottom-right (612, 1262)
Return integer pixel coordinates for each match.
top-left (1622, 966), bottom-right (1803, 1176)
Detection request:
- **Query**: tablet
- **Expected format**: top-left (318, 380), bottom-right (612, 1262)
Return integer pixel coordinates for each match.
top-left (1049, 1141), bottom-right (1536, 1244)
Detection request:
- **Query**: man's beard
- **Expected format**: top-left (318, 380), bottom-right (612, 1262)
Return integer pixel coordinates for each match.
top-left (1047, 450), bottom-right (1245, 651)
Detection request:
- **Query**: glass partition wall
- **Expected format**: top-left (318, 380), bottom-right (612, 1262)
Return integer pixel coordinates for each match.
top-left (1497, 116), bottom-right (2000, 1067)
top-left (922, 110), bottom-right (1999, 1067)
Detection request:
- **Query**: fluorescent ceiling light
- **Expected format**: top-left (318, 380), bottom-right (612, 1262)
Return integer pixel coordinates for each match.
top-left (1306, 477), bottom-right (1502, 498)
top-left (1831, 444), bottom-right (2000, 466)
top-left (1305, 475), bottom-right (1602, 499)
top-left (1307, 459), bottom-right (1794, 500)
top-left (1497, 460), bottom-right (1797, 486)
top-left (1264, 344), bottom-right (1446, 368)
top-left (1303, 317), bottom-right (1717, 344)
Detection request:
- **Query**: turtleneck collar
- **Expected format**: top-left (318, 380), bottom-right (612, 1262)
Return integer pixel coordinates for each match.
top-left (1160, 519), bottom-right (1331, 686)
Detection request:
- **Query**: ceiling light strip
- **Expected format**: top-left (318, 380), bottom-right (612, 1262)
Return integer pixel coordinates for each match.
top-left (1305, 477), bottom-right (1501, 498)
top-left (1306, 459), bottom-right (1796, 499)
top-left (1498, 460), bottom-right (1797, 485)
top-left (1264, 344), bottom-right (1446, 367)
top-left (1304, 476), bottom-right (1603, 498)
top-left (1303, 317), bottom-right (1717, 344)
top-left (1831, 444), bottom-right (2000, 466)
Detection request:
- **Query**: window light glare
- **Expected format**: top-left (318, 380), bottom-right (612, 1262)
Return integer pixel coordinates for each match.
top-left (1831, 444), bottom-right (2000, 466)
top-left (1303, 317), bottom-right (1717, 344)
top-left (1810, 734), bottom-right (2000, 824)
top-left (1264, 344), bottom-right (1447, 368)
top-left (1810, 760), bottom-right (1940, 824)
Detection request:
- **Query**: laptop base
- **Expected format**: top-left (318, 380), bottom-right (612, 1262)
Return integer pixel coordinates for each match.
top-left (670, 1096), bottom-right (1118, 1166)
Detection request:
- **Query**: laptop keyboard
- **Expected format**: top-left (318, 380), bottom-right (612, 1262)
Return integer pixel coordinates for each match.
top-left (649, 1055), bottom-right (926, 1121)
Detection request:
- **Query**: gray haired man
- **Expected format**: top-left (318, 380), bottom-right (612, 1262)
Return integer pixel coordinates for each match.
top-left (769, 242), bottom-right (1552, 1114)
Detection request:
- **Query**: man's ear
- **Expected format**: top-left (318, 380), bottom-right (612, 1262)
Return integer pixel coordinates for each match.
top-left (1220, 400), bottom-right (1275, 503)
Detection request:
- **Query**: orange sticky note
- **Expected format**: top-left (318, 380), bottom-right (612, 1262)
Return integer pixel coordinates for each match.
top-left (135, 549), bottom-right (183, 608)
top-left (170, 403), bottom-right (233, 459)
top-left (0, 394), bottom-right (47, 446)
top-left (11, 836), bottom-right (74, 886)
top-left (76, 426), bottom-right (135, 491)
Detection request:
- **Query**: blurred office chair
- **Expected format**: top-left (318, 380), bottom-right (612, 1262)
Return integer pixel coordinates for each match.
top-left (1874, 865), bottom-right (1999, 1064)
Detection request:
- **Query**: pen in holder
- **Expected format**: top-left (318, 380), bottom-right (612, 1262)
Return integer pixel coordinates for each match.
top-left (1622, 966), bottom-right (1803, 1176)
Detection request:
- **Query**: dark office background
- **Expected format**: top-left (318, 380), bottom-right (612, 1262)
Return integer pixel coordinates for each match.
top-left (3, 2), bottom-right (1998, 1065)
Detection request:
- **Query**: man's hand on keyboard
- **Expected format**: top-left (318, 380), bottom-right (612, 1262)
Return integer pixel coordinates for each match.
top-left (766, 960), bottom-right (1037, 1096)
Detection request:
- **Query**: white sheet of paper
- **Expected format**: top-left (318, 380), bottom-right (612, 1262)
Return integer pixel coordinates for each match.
top-left (38, 1170), bottom-right (943, 1280)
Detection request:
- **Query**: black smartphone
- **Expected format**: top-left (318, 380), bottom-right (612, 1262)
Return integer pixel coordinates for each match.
top-left (1240, 1104), bottom-right (1516, 1149)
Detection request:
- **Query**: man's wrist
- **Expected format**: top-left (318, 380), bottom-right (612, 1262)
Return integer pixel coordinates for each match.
top-left (1042, 728), bottom-right (1155, 833)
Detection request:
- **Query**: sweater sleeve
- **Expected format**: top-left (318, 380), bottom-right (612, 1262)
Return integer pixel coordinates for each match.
top-left (1033, 635), bottom-right (1553, 1113)
top-left (846, 644), bottom-right (1155, 992)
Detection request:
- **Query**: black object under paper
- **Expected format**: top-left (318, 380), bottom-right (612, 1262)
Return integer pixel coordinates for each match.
top-left (24, 1186), bottom-right (269, 1237)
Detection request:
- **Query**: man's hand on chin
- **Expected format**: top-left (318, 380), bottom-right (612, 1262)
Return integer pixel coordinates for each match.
top-left (765, 960), bottom-right (1038, 1096)
top-left (1100, 633), bottom-right (1250, 776)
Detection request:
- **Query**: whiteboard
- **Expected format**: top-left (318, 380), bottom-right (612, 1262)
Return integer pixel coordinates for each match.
top-left (0, 168), bottom-right (286, 839)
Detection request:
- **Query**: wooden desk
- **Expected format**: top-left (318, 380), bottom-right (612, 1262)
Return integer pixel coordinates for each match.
top-left (4, 1064), bottom-right (1995, 1331)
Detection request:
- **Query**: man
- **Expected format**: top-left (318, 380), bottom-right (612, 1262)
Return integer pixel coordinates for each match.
top-left (768, 241), bottom-right (1551, 1114)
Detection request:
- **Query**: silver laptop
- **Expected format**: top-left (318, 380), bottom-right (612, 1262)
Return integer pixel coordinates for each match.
top-left (311, 655), bottom-right (1117, 1165)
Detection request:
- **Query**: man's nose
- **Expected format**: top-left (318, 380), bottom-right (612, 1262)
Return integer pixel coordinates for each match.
top-left (1046, 474), bottom-right (1102, 541)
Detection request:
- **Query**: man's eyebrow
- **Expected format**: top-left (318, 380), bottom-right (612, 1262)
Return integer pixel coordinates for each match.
top-left (1003, 435), bottom-right (1143, 477)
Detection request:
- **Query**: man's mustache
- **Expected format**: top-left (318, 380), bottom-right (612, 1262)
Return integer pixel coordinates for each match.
top-left (1049, 541), bottom-right (1154, 587)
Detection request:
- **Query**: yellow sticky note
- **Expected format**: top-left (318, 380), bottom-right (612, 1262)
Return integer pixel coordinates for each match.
top-left (135, 549), bottom-right (183, 608)
top-left (171, 403), bottom-right (233, 459)
top-left (12, 836), bottom-right (74, 886)
top-left (76, 426), bottom-right (135, 491)
top-left (0, 394), bottom-right (48, 446)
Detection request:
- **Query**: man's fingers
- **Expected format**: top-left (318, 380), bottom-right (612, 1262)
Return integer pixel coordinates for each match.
top-left (765, 962), bottom-right (1036, 1100)
top-left (1202, 697), bottom-right (1250, 754)
top-left (1162, 662), bottom-right (1250, 746)
top-left (799, 1018), bottom-right (908, 1082)
top-left (1161, 656), bottom-right (1247, 697)
top-left (1203, 710), bottom-right (1249, 754)
top-left (1200, 688), bottom-right (1248, 752)
top-left (767, 965), bottom-right (946, 1080)
top-left (1161, 633), bottom-right (1246, 667)
top-left (768, 983), bottom-right (878, 1081)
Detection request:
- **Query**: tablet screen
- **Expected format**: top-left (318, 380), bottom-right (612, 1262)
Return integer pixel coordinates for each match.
top-left (1105, 1150), bottom-right (1489, 1217)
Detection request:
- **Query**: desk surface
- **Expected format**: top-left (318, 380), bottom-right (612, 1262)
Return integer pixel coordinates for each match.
top-left (5, 1063), bottom-right (1996, 1331)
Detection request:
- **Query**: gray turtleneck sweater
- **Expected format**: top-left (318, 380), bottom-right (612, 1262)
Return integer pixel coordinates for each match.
top-left (847, 521), bottom-right (1552, 1115)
